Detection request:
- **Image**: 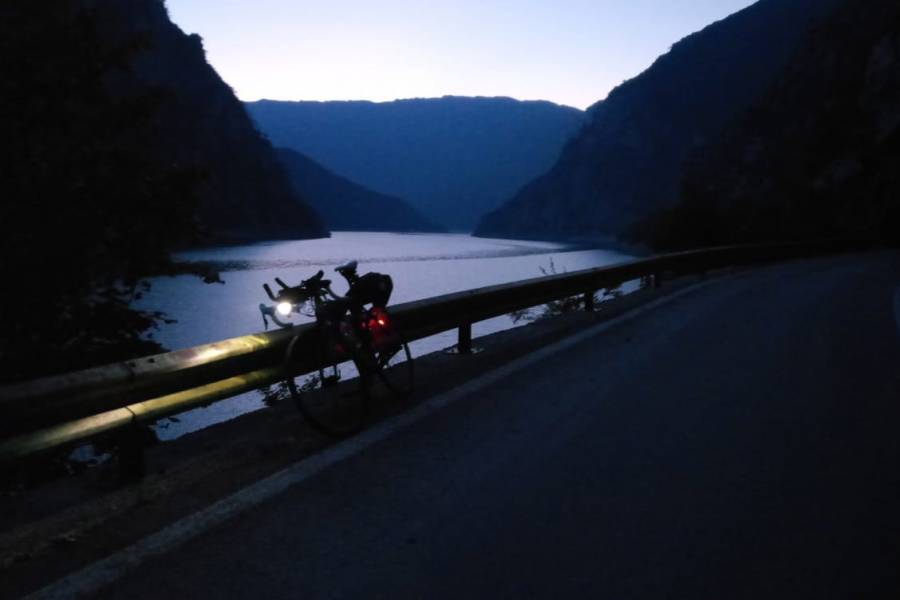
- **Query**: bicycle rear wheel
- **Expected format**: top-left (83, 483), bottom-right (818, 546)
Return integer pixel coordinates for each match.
top-left (284, 334), bottom-right (370, 437)
top-left (373, 337), bottom-right (414, 400)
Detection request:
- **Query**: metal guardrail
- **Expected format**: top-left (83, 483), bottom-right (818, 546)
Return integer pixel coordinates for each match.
top-left (0, 240), bottom-right (868, 462)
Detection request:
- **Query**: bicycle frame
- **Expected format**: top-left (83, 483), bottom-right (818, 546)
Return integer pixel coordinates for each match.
top-left (306, 276), bottom-right (396, 364)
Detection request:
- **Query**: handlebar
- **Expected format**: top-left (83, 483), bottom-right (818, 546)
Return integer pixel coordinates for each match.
top-left (260, 261), bottom-right (368, 329)
top-left (304, 271), bottom-right (324, 284)
top-left (259, 303), bottom-right (294, 330)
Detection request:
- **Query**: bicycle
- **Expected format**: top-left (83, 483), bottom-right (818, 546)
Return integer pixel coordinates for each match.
top-left (260, 261), bottom-right (414, 436)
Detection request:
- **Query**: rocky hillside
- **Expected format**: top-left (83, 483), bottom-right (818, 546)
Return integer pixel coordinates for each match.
top-left (637, 0), bottom-right (900, 249)
top-left (0, 0), bottom-right (327, 380)
top-left (475, 0), bottom-right (844, 242)
top-left (89, 0), bottom-right (327, 242)
top-left (247, 97), bottom-right (583, 230)
top-left (275, 148), bottom-right (442, 232)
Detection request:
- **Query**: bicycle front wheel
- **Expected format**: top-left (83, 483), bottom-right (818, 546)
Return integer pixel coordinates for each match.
top-left (373, 337), bottom-right (414, 400)
top-left (285, 335), bottom-right (370, 437)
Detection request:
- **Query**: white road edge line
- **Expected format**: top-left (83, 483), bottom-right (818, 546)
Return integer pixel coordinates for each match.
top-left (27, 279), bottom-right (716, 600)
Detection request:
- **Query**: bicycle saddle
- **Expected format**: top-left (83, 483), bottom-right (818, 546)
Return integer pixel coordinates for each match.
top-left (335, 260), bottom-right (358, 275)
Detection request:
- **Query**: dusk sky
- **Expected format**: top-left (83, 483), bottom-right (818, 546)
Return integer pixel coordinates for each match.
top-left (166, 0), bottom-right (757, 110)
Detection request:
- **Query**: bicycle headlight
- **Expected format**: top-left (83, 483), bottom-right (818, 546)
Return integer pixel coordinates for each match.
top-left (276, 302), bottom-right (293, 316)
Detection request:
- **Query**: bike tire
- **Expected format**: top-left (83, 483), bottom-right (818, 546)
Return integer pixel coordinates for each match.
top-left (284, 334), bottom-right (370, 437)
top-left (373, 337), bottom-right (414, 400)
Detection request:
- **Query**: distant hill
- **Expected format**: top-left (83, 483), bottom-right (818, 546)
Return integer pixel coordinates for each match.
top-left (475, 0), bottom-right (845, 242)
top-left (636, 0), bottom-right (900, 250)
top-left (90, 0), bottom-right (327, 242)
top-left (275, 148), bottom-right (442, 232)
top-left (246, 97), bottom-right (583, 230)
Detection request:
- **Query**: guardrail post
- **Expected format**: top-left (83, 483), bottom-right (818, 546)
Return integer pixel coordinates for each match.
top-left (458, 323), bottom-right (472, 354)
top-left (583, 291), bottom-right (595, 312)
top-left (115, 425), bottom-right (147, 483)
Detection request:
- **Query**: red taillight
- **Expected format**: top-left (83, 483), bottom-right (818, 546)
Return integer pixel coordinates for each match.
top-left (367, 308), bottom-right (389, 330)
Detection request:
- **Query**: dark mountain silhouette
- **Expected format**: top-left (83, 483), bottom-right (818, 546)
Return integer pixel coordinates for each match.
top-left (1, 0), bottom-right (326, 382)
top-left (475, 0), bottom-right (845, 242)
top-left (275, 148), bottom-right (442, 232)
top-left (636, 0), bottom-right (900, 250)
top-left (246, 97), bottom-right (583, 231)
top-left (90, 0), bottom-right (327, 242)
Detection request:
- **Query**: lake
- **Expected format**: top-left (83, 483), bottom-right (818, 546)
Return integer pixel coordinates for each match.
top-left (137, 232), bottom-right (634, 439)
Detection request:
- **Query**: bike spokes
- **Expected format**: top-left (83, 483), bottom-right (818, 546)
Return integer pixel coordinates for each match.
top-left (373, 340), bottom-right (414, 400)
top-left (285, 338), bottom-right (369, 437)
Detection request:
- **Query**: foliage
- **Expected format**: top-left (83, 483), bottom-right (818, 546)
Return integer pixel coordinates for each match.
top-left (509, 259), bottom-right (623, 324)
top-left (259, 375), bottom-right (321, 407)
top-left (259, 382), bottom-right (293, 408)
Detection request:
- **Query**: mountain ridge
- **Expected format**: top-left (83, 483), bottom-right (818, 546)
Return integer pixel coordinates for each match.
top-left (89, 0), bottom-right (328, 243)
top-left (246, 96), bottom-right (584, 230)
top-left (637, 0), bottom-right (900, 249)
top-left (275, 147), bottom-right (443, 233)
top-left (475, 0), bottom-right (845, 242)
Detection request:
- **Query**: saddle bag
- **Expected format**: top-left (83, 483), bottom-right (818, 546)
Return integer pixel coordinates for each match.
top-left (349, 272), bottom-right (393, 308)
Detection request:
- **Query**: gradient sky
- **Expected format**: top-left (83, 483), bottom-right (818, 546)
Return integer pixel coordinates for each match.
top-left (165, 0), bottom-right (757, 110)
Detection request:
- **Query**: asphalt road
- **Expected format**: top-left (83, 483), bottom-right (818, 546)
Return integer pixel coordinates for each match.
top-left (94, 252), bottom-right (900, 599)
